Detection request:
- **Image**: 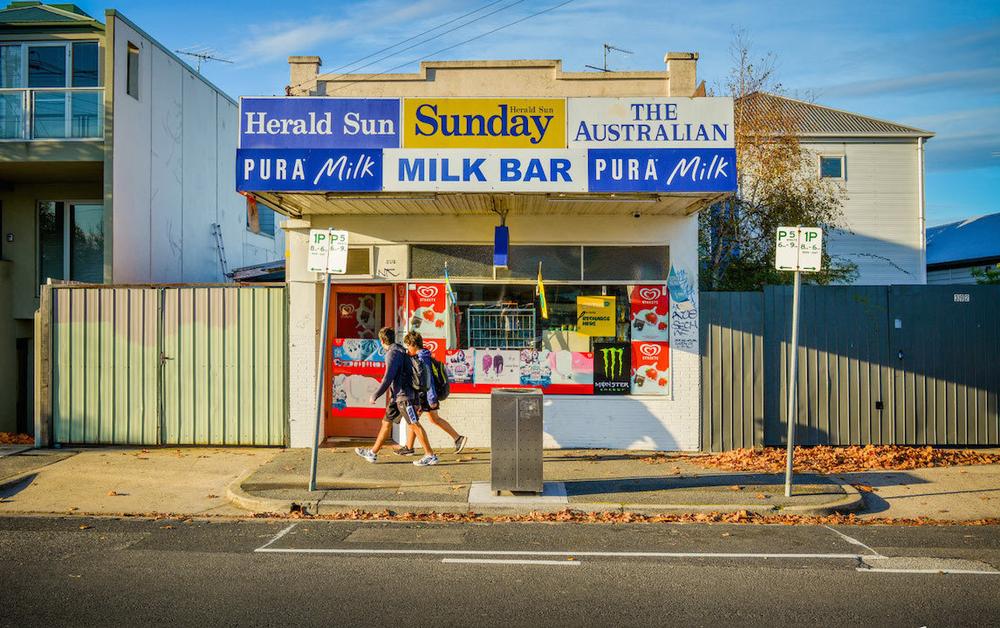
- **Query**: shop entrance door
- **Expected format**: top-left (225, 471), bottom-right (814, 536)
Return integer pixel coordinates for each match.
top-left (326, 285), bottom-right (395, 438)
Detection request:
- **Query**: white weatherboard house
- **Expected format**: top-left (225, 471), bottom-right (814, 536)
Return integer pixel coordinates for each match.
top-left (750, 94), bottom-right (934, 285)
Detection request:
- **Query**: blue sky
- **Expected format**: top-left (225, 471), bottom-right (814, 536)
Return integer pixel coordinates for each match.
top-left (82, 0), bottom-right (999, 225)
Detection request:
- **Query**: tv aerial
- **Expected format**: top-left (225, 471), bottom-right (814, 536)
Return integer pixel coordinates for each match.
top-left (174, 47), bottom-right (234, 73)
top-left (585, 43), bottom-right (633, 72)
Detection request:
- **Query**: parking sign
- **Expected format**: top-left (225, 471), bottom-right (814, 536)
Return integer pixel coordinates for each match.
top-left (775, 226), bottom-right (823, 272)
top-left (307, 229), bottom-right (350, 274)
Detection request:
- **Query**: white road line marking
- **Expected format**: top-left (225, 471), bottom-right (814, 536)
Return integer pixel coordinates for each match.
top-left (442, 558), bottom-right (581, 566)
top-left (256, 523), bottom-right (298, 551)
top-left (823, 525), bottom-right (884, 558)
top-left (857, 568), bottom-right (1000, 575)
top-left (254, 547), bottom-right (872, 560)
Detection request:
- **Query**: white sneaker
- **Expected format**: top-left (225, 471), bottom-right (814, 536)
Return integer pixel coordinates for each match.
top-left (413, 454), bottom-right (439, 467)
top-left (354, 447), bottom-right (377, 463)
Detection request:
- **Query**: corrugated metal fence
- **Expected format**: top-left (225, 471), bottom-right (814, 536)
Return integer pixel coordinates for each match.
top-left (701, 285), bottom-right (1000, 451)
top-left (42, 285), bottom-right (287, 446)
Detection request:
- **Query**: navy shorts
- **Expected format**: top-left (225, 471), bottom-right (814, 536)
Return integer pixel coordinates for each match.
top-left (384, 398), bottom-right (420, 425)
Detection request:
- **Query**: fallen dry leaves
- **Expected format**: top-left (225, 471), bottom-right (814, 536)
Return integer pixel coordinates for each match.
top-left (647, 446), bottom-right (1000, 474)
top-left (252, 507), bottom-right (1000, 527)
top-left (0, 432), bottom-right (33, 445)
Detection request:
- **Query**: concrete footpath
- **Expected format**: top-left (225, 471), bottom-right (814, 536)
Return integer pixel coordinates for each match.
top-left (1, 445), bottom-right (998, 521)
top-left (237, 448), bottom-right (858, 516)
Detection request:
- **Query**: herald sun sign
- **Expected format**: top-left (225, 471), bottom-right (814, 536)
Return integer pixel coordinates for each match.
top-left (775, 226), bottom-right (823, 272)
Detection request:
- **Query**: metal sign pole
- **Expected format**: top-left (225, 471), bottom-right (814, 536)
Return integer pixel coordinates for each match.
top-left (309, 270), bottom-right (333, 492)
top-left (783, 266), bottom-right (802, 497)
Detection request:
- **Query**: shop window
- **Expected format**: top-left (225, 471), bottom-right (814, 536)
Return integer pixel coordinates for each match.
top-left (582, 246), bottom-right (669, 281)
top-left (819, 155), bottom-right (844, 179)
top-left (411, 244), bottom-right (493, 278)
top-left (38, 201), bottom-right (105, 285)
top-left (126, 42), bottom-right (140, 99)
top-left (494, 245), bottom-right (581, 280)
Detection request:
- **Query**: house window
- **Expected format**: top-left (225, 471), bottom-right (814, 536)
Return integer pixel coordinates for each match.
top-left (126, 42), bottom-right (139, 99)
top-left (0, 41), bottom-right (101, 139)
top-left (38, 201), bottom-right (104, 284)
top-left (819, 155), bottom-right (844, 179)
top-left (246, 199), bottom-right (277, 237)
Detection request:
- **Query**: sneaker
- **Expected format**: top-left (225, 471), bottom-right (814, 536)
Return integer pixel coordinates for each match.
top-left (454, 435), bottom-right (468, 454)
top-left (354, 447), bottom-right (377, 463)
top-left (413, 454), bottom-right (439, 467)
top-left (394, 446), bottom-right (415, 456)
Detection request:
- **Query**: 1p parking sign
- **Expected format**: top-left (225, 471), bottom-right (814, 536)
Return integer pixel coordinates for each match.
top-left (308, 229), bottom-right (350, 274)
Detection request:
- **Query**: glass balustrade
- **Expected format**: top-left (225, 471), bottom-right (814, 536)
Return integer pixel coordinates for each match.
top-left (0, 88), bottom-right (102, 139)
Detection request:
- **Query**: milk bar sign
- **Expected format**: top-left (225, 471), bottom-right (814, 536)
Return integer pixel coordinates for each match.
top-left (236, 97), bottom-right (737, 195)
top-left (775, 227), bottom-right (823, 272)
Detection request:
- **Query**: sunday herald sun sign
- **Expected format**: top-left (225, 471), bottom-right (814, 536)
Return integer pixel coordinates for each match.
top-left (236, 97), bottom-right (736, 194)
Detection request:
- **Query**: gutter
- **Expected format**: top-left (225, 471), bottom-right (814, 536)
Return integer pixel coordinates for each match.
top-left (918, 137), bottom-right (926, 283)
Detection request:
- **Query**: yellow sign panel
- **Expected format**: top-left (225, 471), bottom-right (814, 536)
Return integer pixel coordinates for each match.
top-left (577, 296), bottom-right (617, 337)
top-left (403, 98), bottom-right (566, 149)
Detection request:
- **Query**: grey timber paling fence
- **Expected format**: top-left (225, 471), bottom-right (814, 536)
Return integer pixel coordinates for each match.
top-left (701, 285), bottom-right (1000, 451)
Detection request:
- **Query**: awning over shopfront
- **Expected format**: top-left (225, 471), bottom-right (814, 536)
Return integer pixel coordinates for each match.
top-left (250, 191), bottom-right (728, 219)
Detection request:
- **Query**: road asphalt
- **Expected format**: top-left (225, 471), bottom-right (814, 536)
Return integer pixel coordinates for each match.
top-left (2, 515), bottom-right (999, 627)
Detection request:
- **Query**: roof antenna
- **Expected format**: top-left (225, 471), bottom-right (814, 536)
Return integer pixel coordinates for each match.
top-left (174, 47), bottom-right (234, 74)
top-left (585, 43), bottom-right (633, 72)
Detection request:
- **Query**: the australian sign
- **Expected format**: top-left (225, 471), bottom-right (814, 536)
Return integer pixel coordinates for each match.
top-left (236, 97), bottom-right (736, 194)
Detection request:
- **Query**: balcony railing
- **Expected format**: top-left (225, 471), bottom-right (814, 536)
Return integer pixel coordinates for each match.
top-left (0, 87), bottom-right (104, 140)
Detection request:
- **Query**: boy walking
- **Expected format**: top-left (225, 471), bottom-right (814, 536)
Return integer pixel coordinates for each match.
top-left (354, 327), bottom-right (438, 467)
top-left (395, 332), bottom-right (467, 456)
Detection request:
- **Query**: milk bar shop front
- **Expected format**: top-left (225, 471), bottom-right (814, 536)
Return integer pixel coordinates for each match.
top-left (237, 54), bottom-right (735, 451)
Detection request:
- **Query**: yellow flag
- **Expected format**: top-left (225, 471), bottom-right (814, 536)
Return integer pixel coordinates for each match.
top-left (537, 263), bottom-right (548, 320)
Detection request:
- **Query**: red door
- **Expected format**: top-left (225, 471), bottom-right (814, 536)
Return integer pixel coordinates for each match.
top-left (325, 285), bottom-right (395, 438)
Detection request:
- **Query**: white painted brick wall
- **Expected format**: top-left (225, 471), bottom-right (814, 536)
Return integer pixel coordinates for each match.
top-left (287, 279), bottom-right (318, 449)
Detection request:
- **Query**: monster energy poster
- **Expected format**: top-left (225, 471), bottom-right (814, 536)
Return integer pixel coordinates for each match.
top-left (593, 342), bottom-right (631, 395)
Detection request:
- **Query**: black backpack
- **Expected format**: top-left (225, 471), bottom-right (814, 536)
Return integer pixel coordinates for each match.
top-left (409, 355), bottom-right (426, 393)
top-left (428, 357), bottom-right (451, 401)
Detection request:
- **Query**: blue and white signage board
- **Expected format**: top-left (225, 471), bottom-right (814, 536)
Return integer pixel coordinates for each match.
top-left (382, 149), bottom-right (587, 192)
top-left (568, 98), bottom-right (734, 149)
top-left (236, 148), bottom-right (383, 192)
top-left (235, 96), bottom-right (739, 194)
top-left (588, 148), bottom-right (737, 193)
top-left (239, 97), bottom-right (400, 149)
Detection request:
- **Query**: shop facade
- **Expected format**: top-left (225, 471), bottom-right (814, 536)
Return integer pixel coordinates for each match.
top-left (239, 55), bottom-right (735, 451)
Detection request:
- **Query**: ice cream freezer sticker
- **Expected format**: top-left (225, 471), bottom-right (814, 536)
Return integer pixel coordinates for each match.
top-left (629, 284), bottom-right (670, 342)
top-left (330, 339), bottom-right (386, 414)
top-left (631, 341), bottom-right (670, 395)
top-left (407, 283), bottom-right (447, 338)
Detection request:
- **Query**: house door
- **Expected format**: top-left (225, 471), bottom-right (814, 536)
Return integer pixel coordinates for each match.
top-left (326, 284), bottom-right (395, 438)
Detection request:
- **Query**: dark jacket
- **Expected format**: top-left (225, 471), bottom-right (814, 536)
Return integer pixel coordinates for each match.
top-left (372, 343), bottom-right (414, 403)
top-left (416, 348), bottom-right (438, 407)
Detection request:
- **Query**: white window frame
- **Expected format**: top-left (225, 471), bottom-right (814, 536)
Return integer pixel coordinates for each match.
top-left (818, 154), bottom-right (846, 180)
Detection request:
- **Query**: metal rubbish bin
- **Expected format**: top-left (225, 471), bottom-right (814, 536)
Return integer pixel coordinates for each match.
top-left (490, 388), bottom-right (543, 494)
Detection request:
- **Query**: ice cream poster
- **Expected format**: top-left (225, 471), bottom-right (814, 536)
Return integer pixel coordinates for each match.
top-left (628, 284), bottom-right (669, 342)
top-left (519, 350), bottom-right (594, 387)
top-left (630, 341), bottom-right (670, 395)
top-left (336, 293), bottom-right (380, 339)
top-left (444, 349), bottom-right (475, 384)
top-left (331, 338), bottom-right (385, 366)
top-left (407, 282), bottom-right (448, 338)
top-left (421, 337), bottom-right (447, 363)
top-left (331, 374), bottom-right (383, 412)
top-left (474, 349), bottom-right (521, 385)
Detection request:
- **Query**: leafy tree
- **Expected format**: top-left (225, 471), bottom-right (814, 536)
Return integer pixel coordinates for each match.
top-left (700, 32), bottom-right (857, 291)
top-left (971, 263), bottom-right (1000, 285)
